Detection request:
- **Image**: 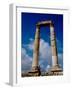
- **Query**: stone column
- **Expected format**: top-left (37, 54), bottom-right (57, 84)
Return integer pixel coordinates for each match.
top-left (32, 26), bottom-right (40, 71)
top-left (50, 23), bottom-right (58, 67)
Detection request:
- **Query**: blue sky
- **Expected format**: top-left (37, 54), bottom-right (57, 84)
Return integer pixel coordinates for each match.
top-left (21, 12), bottom-right (63, 72)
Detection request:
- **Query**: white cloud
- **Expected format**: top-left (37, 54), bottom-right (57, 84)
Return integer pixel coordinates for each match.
top-left (21, 48), bottom-right (32, 62)
top-left (46, 65), bottom-right (51, 72)
top-left (28, 38), bottom-right (52, 60)
top-left (28, 43), bottom-right (34, 50)
top-left (28, 38), bottom-right (34, 50)
top-left (21, 48), bottom-right (32, 72)
top-left (29, 38), bottom-right (34, 42)
top-left (39, 39), bottom-right (52, 60)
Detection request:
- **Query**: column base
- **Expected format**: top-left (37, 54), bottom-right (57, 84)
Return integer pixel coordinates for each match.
top-left (48, 65), bottom-right (63, 75)
top-left (28, 66), bottom-right (41, 76)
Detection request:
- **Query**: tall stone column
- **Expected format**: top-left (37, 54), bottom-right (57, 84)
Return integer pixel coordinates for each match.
top-left (50, 23), bottom-right (62, 74)
top-left (50, 23), bottom-right (58, 67)
top-left (32, 26), bottom-right (40, 74)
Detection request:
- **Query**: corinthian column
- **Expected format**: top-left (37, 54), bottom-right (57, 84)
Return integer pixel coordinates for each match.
top-left (32, 26), bottom-right (40, 71)
top-left (50, 23), bottom-right (58, 67)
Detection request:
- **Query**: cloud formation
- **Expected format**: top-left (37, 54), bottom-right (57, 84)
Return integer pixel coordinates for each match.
top-left (21, 48), bottom-right (32, 72)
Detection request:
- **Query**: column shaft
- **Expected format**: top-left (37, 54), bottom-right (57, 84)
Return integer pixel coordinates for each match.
top-left (32, 26), bottom-right (40, 68)
top-left (50, 24), bottom-right (58, 66)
